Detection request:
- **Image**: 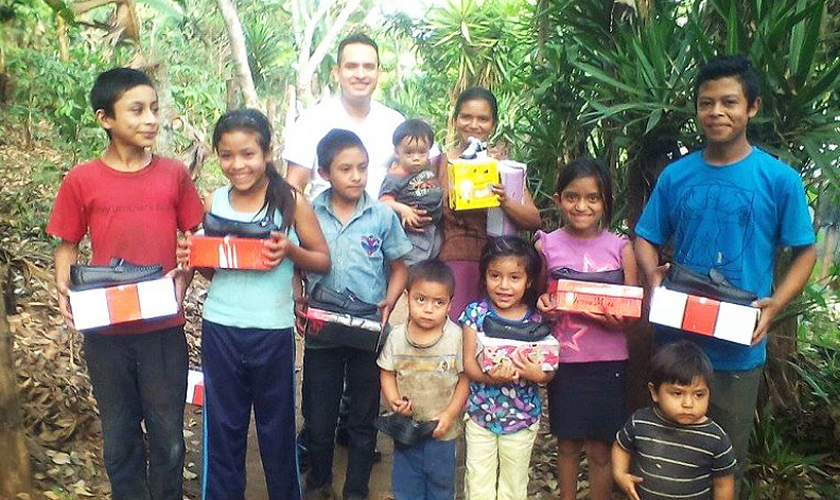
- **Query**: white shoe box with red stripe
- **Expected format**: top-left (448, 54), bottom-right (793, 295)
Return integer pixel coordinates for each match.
top-left (648, 287), bottom-right (760, 346)
top-left (69, 277), bottom-right (178, 331)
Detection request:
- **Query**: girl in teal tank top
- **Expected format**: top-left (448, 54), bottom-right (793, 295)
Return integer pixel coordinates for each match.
top-left (179, 109), bottom-right (329, 500)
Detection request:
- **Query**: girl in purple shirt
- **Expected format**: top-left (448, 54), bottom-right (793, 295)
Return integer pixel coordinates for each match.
top-left (536, 157), bottom-right (639, 500)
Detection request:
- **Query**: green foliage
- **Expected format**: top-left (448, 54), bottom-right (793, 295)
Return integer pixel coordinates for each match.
top-left (523, 0), bottom-right (840, 229)
top-left (4, 47), bottom-right (106, 155)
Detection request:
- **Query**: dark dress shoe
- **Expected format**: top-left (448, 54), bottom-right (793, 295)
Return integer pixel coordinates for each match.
top-left (69, 258), bottom-right (164, 291)
top-left (202, 212), bottom-right (278, 239)
top-left (375, 413), bottom-right (437, 447)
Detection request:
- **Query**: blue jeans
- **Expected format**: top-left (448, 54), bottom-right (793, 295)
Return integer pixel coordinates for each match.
top-left (302, 344), bottom-right (380, 498)
top-left (83, 326), bottom-right (187, 500)
top-left (392, 439), bottom-right (457, 500)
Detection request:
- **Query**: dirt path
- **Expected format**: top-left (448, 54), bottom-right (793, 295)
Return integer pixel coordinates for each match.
top-left (185, 298), bottom-right (410, 500)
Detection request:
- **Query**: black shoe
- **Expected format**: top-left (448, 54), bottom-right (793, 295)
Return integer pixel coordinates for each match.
top-left (69, 258), bottom-right (164, 291)
top-left (202, 212), bottom-right (278, 239)
top-left (375, 413), bottom-right (437, 446)
top-left (309, 285), bottom-right (379, 318)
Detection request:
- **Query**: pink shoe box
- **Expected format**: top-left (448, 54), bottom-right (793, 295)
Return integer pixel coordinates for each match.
top-left (187, 370), bottom-right (204, 406)
top-left (69, 277), bottom-right (178, 331)
top-left (479, 331), bottom-right (560, 372)
top-left (549, 279), bottom-right (644, 318)
top-left (487, 160), bottom-right (526, 236)
top-left (648, 287), bottom-right (760, 346)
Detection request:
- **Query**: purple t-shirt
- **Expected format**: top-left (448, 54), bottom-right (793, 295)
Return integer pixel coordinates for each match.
top-left (537, 228), bottom-right (630, 363)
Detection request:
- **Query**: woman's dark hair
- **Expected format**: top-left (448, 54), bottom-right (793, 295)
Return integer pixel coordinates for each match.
top-left (650, 341), bottom-right (713, 390)
top-left (212, 108), bottom-right (295, 231)
top-left (478, 236), bottom-right (542, 307)
top-left (555, 156), bottom-right (614, 228)
top-left (453, 87), bottom-right (499, 125)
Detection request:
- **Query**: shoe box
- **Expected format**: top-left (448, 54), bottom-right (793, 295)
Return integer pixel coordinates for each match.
top-left (648, 287), bottom-right (760, 346)
top-left (304, 307), bottom-right (385, 352)
top-left (548, 279), bottom-right (644, 318)
top-left (187, 369), bottom-right (204, 406)
top-left (487, 160), bottom-right (526, 236)
top-left (69, 277), bottom-right (178, 331)
top-left (188, 234), bottom-right (270, 271)
top-left (479, 331), bottom-right (560, 372)
top-left (447, 158), bottom-right (500, 211)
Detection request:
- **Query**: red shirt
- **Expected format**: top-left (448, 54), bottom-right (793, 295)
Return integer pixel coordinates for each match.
top-left (48, 156), bottom-right (204, 334)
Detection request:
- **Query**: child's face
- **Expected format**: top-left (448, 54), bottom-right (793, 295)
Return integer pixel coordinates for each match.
top-left (394, 137), bottom-right (430, 173)
top-left (649, 377), bottom-right (710, 425)
top-left (407, 279), bottom-right (451, 331)
top-left (553, 175), bottom-right (604, 237)
top-left (696, 76), bottom-right (759, 148)
top-left (485, 255), bottom-right (530, 313)
top-left (320, 146), bottom-right (368, 204)
top-left (97, 84), bottom-right (159, 149)
top-left (217, 130), bottom-right (270, 195)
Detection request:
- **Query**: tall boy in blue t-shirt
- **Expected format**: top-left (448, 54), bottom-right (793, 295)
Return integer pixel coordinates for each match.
top-left (302, 128), bottom-right (412, 500)
top-left (634, 55), bottom-right (816, 486)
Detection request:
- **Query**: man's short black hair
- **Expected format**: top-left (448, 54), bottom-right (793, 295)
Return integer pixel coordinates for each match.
top-left (90, 68), bottom-right (155, 117)
top-left (695, 55), bottom-right (761, 106)
top-left (316, 128), bottom-right (368, 172)
top-left (407, 259), bottom-right (455, 297)
top-left (337, 32), bottom-right (379, 66)
top-left (650, 341), bottom-right (713, 390)
top-left (392, 119), bottom-right (435, 148)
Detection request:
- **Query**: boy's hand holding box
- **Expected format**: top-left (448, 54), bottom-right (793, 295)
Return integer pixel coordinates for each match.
top-left (548, 279), bottom-right (644, 319)
top-left (68, 259), bottom-right (179, 331)
top-left (648, 264), bottom-right (761, 346)
top-left (648, 287), bottom-right (760, 346)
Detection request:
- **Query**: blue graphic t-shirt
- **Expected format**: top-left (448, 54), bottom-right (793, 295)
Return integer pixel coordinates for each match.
top-left (636, 148), bottom-right (814, 370)
top-left (459, 300), bottom-right (542, 435)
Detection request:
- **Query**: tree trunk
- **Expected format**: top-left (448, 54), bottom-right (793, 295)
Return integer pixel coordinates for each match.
top-left (0, 265), bottom-right (31, 496)
top-left (295, 0), bottom-right (362, 106)
top-left (761, 250), bottom-right (802, 411)
top-left (217, 0), bottom-right (260, 109)
top-left (55, 13), bottom-right (70, 61)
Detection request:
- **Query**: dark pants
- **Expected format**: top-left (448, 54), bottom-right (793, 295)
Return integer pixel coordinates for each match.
top-left (392, 439), bottom-right (457, 500)
top-left (709, 367), bottom-right (763, 492)
top-left (201, 320), bottom-right (301, 500)
top-left (83, 326), bottom-right (187, 500)
top-left (302, 344), bottom-right (380, 498)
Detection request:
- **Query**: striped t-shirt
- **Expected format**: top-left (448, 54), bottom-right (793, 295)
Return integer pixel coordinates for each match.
top-left (616, 407), bottom-right (736, 500)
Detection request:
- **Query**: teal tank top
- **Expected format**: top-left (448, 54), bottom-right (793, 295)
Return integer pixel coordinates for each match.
top-left (202, 187), bottom-right (299, 329)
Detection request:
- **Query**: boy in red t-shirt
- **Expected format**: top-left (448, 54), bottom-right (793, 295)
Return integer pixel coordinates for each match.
top-left (47, 68), bottom-right (203, 500)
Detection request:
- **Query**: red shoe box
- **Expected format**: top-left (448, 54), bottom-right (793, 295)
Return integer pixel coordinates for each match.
top-left (648, 287), bottom-right (760, 345)
top-left (188, 234), bottom-right (269, 271)
top-left (187, 370), bottom-right (204, 406)
top-left (548, 279), bottom-right (644, 318)
top-left (69, 277), bottom-right (179, 331)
